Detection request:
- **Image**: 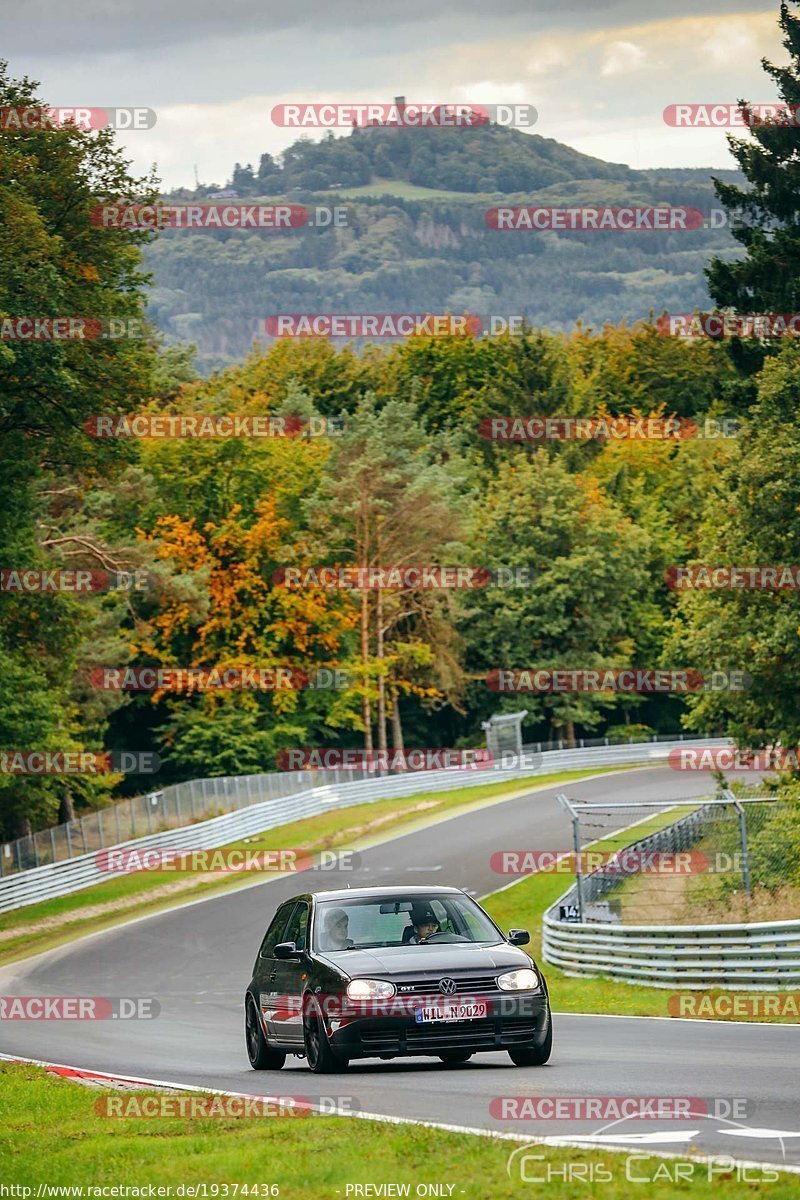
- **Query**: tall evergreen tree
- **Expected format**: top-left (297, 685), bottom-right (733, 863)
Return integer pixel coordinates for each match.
top-left (707, 3), bottom-right (800, 310)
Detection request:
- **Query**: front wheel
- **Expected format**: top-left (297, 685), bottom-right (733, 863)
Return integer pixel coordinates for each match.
top-left (508, 1019), bottom-right (552, 1067)
top-left (438, 1051), bottom-right (472, 1065)
top-left (245, 995), bottom-right (286, 1070)
top-left (304, 1003), bottom-right (349, 1074)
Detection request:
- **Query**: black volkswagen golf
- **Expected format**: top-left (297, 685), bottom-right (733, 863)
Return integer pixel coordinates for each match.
top-left (244, 885), bottom-right (552, 1073)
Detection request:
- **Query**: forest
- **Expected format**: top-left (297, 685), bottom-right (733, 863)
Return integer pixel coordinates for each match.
top-left (2, 0), bottom-right (800, 841)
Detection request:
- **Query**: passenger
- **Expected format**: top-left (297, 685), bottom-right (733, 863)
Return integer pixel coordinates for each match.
top-left (322, 907), bottom-right (355, 950)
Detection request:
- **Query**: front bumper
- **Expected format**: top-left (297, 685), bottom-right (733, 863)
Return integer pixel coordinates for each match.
top-left (326, 992), bottom-right (550, 1059)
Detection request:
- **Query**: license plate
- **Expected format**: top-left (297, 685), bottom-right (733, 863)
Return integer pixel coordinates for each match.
top-left (414, 1001), bottom-right (488, 1023)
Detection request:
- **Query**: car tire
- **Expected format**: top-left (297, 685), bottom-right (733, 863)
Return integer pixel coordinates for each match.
top-left (438, 1052), bottom-right (473, 1065)
top-left (303, 1003), bottom-right (349, 1074)
top-left (245, 995), bottom-right (286, 1070)
top-left (508, 1018), bottom-right (552, 1067)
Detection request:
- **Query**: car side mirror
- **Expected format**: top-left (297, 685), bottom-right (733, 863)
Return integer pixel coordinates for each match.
top-left (273, 941), bottom-right (300, 960)
top-left (508, 928), bottom-right (530, 946)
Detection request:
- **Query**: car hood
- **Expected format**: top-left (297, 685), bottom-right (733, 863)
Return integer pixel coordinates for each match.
top-left (318, 941), bottom-right (532, 977)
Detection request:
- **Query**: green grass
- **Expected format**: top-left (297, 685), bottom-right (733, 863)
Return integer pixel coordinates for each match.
top-left (0, 1063), bottom-right (793, 1196)
top-left (482, 806), bottom-right (800, 1023)
top-left (0, 767), bottom-right (633, 968)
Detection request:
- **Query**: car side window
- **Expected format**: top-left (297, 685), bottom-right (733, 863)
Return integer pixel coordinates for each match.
top-left (258, 902), bottom-right (295, 959)
top-left (283, 901), bottom-right (309, 951)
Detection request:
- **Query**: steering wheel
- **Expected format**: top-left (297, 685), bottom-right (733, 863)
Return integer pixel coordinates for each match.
top-left (419, 931), bottom-right (470, 943)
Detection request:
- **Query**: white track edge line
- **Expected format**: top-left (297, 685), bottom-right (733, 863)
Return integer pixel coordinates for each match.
top-left (2, 1051), bottom-right (798, 1176)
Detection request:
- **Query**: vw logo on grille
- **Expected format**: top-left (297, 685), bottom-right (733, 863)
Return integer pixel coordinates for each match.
top-left (439, 977), bottom-right (457, 995)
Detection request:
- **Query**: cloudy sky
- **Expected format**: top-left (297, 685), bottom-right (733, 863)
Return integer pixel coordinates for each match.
top-left (3, 1), bottom-right (787, 188)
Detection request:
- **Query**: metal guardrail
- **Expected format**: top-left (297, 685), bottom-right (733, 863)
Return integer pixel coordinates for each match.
top-left (0, 737), bottom-right (722, 914)
top-left (0, 730), bottom-right (695, 877)
top-left (543, 801), bottom-right (800, 990)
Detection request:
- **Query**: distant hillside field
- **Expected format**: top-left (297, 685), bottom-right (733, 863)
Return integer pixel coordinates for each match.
top-left (150, 124), bottom-right (743, 370)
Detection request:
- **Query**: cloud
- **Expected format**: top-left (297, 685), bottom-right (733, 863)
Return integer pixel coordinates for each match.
top-left (5, 5), bottom-right (786, 186)
top-left (1, 0), bottom-right (772, 55)
top-left (601, 40), bottom-right (652, 76)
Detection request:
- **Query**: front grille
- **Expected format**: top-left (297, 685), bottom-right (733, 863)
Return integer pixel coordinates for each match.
top-left (359, 1018), bottom-right (538, 1055)
top-left (406, 1021), bottom-right (497, 1051)
top-left (394, 974), bottom-right (499, 996)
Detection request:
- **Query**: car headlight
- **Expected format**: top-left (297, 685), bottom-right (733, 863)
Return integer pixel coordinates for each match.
top-left (346, 978), bottom-right (396, 1000)
top-left (497, 968), bottom-right (540, 992)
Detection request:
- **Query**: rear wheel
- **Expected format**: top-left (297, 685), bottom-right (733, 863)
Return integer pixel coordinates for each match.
top-left (508, 1019), bottom-right (552, 1067)
top-left (438, 1051), bottom-right (472, 1065)
top-left (245, 995), bottom-right (286, 1070)
top-left (303, 1004), bottom-right (349, 1074)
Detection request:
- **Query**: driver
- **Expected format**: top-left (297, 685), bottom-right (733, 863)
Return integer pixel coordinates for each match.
top-left (322, 907), bottom-right (354, 951)
top-left (407, 903), bottom-right (440, 944)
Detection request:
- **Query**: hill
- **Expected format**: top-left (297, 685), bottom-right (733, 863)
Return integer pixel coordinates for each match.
top-left (149, 124), bottom-right (743, 370)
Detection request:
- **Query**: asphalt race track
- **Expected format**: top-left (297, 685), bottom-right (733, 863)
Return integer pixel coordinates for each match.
top-left (1, 766), bottom-right (798, 1170)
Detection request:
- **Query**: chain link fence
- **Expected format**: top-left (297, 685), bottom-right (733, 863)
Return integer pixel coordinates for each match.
top-left (0, 728), bottom-right (700, 879)
top-left (0, 768), bottom-right (365, 877)
top-left (554, 788), bottom-right (798, 926)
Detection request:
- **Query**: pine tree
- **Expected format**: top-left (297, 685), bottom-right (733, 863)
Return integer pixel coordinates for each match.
top-left (707, 3), bottom-right (800, 310)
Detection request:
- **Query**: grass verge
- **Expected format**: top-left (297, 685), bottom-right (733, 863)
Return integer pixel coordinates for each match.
top-left (482, 807), bottom-right (800, 1024)
top-left (0, 767), bottom-right (633, 969)
top-left (0, 1062), bottom-right (792, 1197)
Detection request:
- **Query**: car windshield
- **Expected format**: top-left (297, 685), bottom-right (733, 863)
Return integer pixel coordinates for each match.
top-left (313, 894), bottom-right (501, 952)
